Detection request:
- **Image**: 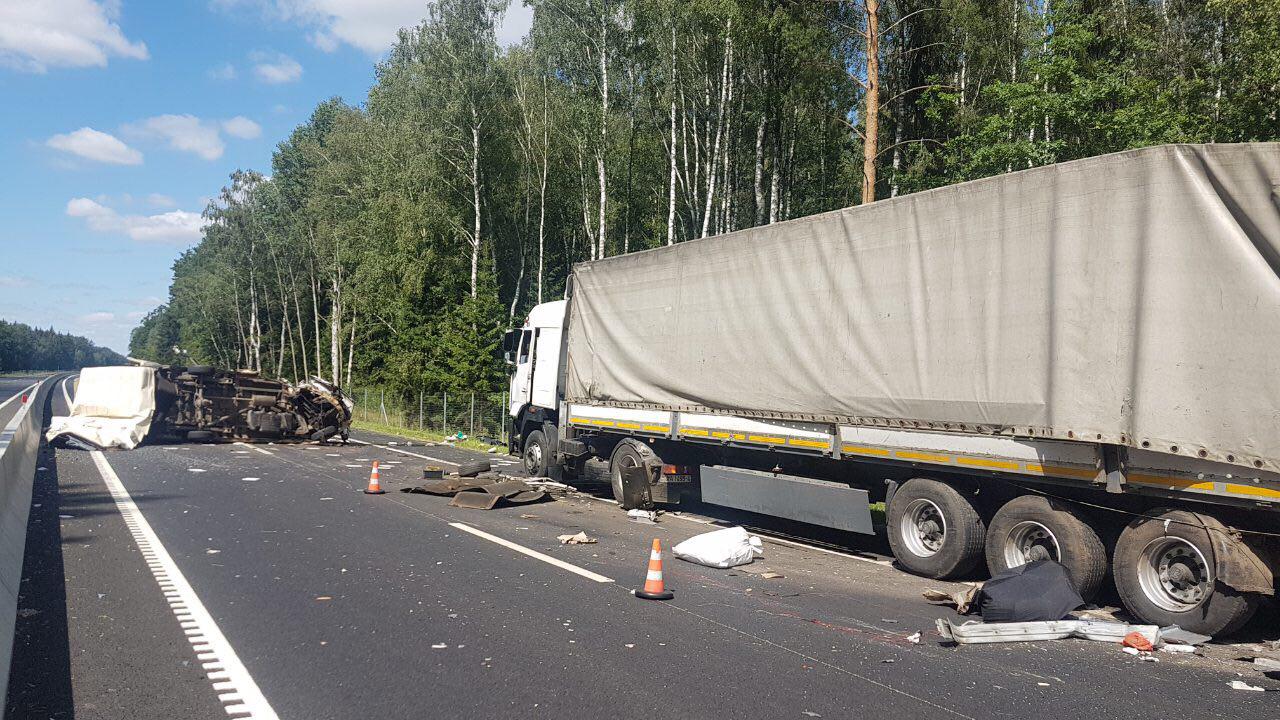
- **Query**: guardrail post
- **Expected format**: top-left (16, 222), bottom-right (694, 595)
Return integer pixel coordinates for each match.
top-left (418, 390), bottom-right (423, 430)
top-left (443, 390), bottom-right (448, 434)
top-left (469, 392), bottom-right (475, 438)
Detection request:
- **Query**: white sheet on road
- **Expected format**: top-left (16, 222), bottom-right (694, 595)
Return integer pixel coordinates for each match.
top-left (45, 366), bottom-right (156, 449)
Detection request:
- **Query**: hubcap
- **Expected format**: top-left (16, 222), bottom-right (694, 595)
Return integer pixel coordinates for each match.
top-left (525, 442), bottom-right (542, 472)
top-left (900, 499), bottom-right (947, 557)
top-left (1002, 520), bottom-right (1061, 568)
top-left (1137, 537), bottom-right (1212, 613)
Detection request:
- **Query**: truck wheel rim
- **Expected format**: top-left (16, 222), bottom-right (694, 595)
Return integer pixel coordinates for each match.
top-left (1002, 521), bottom-right (1060, 567)
top-left (1137, 537), bottom-right (1212, 613)
top-left (900, 499), bottom-right (946, 557)
top-left (524, 442), bottom-right (542, 473)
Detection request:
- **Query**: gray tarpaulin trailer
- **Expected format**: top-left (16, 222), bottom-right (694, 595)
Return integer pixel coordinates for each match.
top-left (505, 143), bottom-right (1280, 636)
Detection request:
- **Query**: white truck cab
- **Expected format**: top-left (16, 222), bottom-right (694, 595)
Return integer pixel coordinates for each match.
top-left (503, 300), bottom-right (567, 474)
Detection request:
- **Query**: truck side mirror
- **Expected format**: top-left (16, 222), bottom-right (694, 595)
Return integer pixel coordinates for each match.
top-left (502, 329), bottom-right (520, 365)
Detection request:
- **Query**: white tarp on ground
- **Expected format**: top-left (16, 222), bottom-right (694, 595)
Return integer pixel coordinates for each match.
top-left (564, 143), bottom-right (1280, 474)
top-left (46, 366), bottom-right (156, 449)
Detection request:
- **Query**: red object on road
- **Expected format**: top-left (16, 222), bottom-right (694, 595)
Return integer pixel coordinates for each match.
top-left (20, 394), bottom-right (28, 404)
top-left (1122, 631), bottom-right (1154, 652)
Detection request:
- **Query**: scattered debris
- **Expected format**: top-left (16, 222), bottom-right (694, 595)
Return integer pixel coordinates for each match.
top-left (316, 596), bottom-right (332, 601)
top-left (801, 711), bottom-right (821, 717)
top-left (404, 474), bottom-right (547, 509)
top-left (1254, 657), bottom-right (1280, 672)
top-left (519, 514), bottom-right (539, 519)
top-left (671, 526), bottom-right (764, 568)
top-left (937, 618), bottom-right (1159, 646)
top-left (977, 561), bottom-right (1083, 622)
top-left (488, 446), bottom-right (499, 453)
top-left (432, 643), bottom-right (448, 649)
top-left (922, 585), bottom-right (981, 615)
top-left (188, 468), bottom-right (207, 473)
top-left (1229, 680), bottom-right (1266, 692)
top-left (627, 508), bottom-right (658, 524)
top-left (523, 478), bottom-right (576, 494)
top-left (1158, 625), bottom-right (1211, 646)
top-left (1122, 631), bottom-right (1154, 652)
top-left (242, 477), bottom-right (259, 482)
top-left (760, 571), bottom-right (785, 579)
top-left (558, 531), bottom-right (596, 545)
top-left (1070, 607), bottom-right (1123, 623)
top-left (205, 549), bottom-right (221, 554)
top-left (906, 632), bottom-right (921, 644)
top-left (1159, 644), bottom-right (1197, 654)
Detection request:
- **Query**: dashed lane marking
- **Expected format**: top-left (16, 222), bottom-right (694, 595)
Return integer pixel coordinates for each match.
top-left (90, 451), bottom-right (280, 719)
top-left (448, 522), bottom-right (614, 584)
top-left (233, 442), bottom-right (273, 456)
top-left (347, 438), bottom-right (460, 467)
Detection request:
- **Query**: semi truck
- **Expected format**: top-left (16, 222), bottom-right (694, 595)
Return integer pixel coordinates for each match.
top-left (503, 143), bottom-right (1280, 636)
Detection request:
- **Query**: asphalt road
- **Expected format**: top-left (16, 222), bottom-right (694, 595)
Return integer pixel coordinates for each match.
top-left (0, 375), bottom-right (44, 432)
top-left (6, 382), bottom-right (1280, 720)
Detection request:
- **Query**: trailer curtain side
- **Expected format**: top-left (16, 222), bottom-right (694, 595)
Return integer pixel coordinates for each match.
top-left (564, 143), bottom-right (1280, 474)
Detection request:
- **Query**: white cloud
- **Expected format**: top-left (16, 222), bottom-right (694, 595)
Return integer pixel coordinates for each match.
top-left (146, 193), bottom-right (176, 208)
top-left (219, 1), bottom-right (533, 55)
top-left (222, 115), bottom-right (262, 139)
top-left (127, 114), bottom-right (225, 160)
top-left (0, 275), bottom-right (31, 288)
top-left (46, 127), bottom-right (143, 165)
top-left (251, 51), bottom-right (302, 84)
top-left (208, 62), bottom-right (237, 81)
top-left (66, 197), bottom-right (204, 244)
top-left (0, 0), bottom-right (148, 73)
top-left (78, 311), bottom-right (115, 324)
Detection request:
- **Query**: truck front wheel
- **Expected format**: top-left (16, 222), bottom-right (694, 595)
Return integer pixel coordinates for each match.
top-left (887, 478), bottom-right (986, 579)
top-left (985, 495), bottom-right (1107, 601)
top-left (1113, 508), bottom-right (1258, 636)
top-left (523, 430), bottom-right (550, 477)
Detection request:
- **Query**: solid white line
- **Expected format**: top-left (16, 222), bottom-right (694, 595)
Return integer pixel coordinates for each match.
top-left (90, 451), bottom-right (280, 720)
top-left (60, 375), bottom-right (74, 409)
top-left (448, 522), bottom-right (614, 583)
top-left (348, 438), bottom-right (459, 467)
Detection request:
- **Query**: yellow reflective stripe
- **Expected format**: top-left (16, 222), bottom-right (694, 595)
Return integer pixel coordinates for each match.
top-left (896, 450), bottom-right (950, 463)
top-left (956, 456), bottom-right (1020, 471)
top-left (842, 445), bottom-right (891, 457)
top-left (1225, 483), bottom-right (1280, 499)
top-left (748, 434), bottom-right (787, 445)
top-left (787, 438), bottom-right (830, 449)
top-left (1025, 463), bottom-right (1097, 479)
top-left (711, 431), bottom-right (731, 439)
top-left (642, 425), bottom-right (671, 433)
top-left (615, 422), bottom-right (641, 430)
top-left (1129, 473), bottom-right (1214, 492)
top-left (680, 428), bottom-right (710, 437)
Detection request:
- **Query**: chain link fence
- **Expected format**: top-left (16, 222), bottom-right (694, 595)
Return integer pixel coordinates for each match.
top-left (350, 387), bottom-right (510, 445)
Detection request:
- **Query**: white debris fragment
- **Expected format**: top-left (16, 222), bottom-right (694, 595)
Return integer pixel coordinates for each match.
top-left (906, 632), bottom-right (921, 644)
top-left (206, 549), bottom-right (221, 554)
top-left (557, 531), bottom-right (597, 545)
top-left (1230, 680), bottom-right (1265, 692)
top-left (432, 643), bottom-right (447, 649)
top-left (188, 468), bottom-right (207, 473)
top-left (627, 508), bottom-right (658, 523)
top-left (242, 477), bottom-right (260, 482)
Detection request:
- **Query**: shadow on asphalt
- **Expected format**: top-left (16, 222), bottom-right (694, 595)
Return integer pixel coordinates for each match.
top-left (5, 444), bottom-right (74, 720)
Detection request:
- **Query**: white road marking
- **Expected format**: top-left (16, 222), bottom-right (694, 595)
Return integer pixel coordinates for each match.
top-left (61, 374), bottom-right (75, 409)
top-left (90, 451), bottom-right (281, 719)
top-left (348, 438), bottom-right (459, 467)
top-left (448, 522), bottom-right (614, 584)
top-left (233, 442), bottom-right (273, 456)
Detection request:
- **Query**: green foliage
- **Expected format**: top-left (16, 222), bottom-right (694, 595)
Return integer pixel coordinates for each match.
top-left (1, 320), bottom-right (125, 371)
top-left (133, 0), bottom-right (1280, 396)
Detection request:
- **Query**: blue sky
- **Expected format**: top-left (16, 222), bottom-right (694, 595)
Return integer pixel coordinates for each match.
top-left (0, 0), bottom-right (532, 355)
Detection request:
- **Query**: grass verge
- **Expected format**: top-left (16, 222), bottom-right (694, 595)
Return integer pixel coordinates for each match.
top-left (351, 419), bottom-right (506, 455)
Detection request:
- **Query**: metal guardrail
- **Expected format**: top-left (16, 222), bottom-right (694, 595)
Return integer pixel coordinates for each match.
top-left (0, 375), bottom-right (57, 711)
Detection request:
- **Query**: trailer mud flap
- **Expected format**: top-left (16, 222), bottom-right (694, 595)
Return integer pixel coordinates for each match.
top-left (1193, 513), bottom-right (1276, 596)
top-left (699, 465), bottom-right (874, 534)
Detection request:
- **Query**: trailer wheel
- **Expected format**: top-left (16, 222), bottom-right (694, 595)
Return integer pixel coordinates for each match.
top-left (523, 430), bottom-right (550, 477)
top-left (887, 478), bottom-right (986, 579)
top-left (609, 440), bottom-right (657, 509)
top-left (1113, 508), bottom-right (1258, 636)
top-left (985, 495), bottom-right (1107, 601)
top-left (185, 430), bottom-right (216, 442)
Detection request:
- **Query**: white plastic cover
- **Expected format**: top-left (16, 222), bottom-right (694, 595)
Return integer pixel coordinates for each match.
top-left (565, 143), bottom-right (1280, 473)
top-left (671, 526), bottom-right (764, 568)
top-left (46, 366), bottom-right (156, 449)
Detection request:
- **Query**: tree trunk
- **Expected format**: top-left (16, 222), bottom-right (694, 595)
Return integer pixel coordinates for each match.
top-left (470, 112), bottom-right (482, 299)
top-left (861, 0), bottom-right (881, 205)
top-left (666, 16), bottom-right (678, 245)
top-left (596, 3), bottom-right (609, 260)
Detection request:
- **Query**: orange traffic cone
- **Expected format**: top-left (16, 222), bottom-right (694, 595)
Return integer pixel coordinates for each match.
top-left (635, 538), bottom-right (674, 600)
top-left (364, 460), bottom-right (386, 495)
